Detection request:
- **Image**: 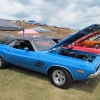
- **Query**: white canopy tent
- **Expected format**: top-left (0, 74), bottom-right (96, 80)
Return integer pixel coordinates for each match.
top-left (31, 26), bottom-right (51, 33)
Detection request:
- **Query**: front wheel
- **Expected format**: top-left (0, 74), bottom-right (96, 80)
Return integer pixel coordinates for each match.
top-left (49, 67), bottom-right (72, 89)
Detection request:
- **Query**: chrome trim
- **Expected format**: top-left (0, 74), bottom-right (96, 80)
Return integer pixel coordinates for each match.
top-left (30, 40), bottom-right (38, 51)
top-left (88, 67), bottom-right (100, 78)
top-left (96, 64), bottom-right (100, 72)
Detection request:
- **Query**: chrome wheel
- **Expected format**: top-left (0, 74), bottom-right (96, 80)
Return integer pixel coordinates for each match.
top-left (53, 70), bottom-right (65, 85)
top-left (49, 67), bottom-right (72, 88)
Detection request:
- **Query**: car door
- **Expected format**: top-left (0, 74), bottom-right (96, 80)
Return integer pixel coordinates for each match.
top-left (10, 48), bottom-right (39, 71)
top-left (9, 40), bottom-right (39, 71)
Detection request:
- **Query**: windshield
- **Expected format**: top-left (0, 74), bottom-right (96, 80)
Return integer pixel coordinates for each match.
top-left (88, 34), bottom-right (99, 41)
top-left (33, 39), bottom-right (55, 51)
top-left (94, 35), bottom-right (100, 40)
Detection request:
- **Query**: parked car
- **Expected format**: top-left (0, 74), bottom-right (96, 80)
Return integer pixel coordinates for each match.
top-left (52, 37), bottom-right (100, 54)
top-left (52, 27), bottom-right (100, 54)
top-left (75, 29), bottom-right (100, 48)
top-left (0, 24), bottom-right (100, 89)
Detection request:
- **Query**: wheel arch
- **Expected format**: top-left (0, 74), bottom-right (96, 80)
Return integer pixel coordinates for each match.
top-left (0, 54), bottom-right (6, 61)
top-left (0, 55), bottom-right (4, 59)
top-left (0, 54), bottom-right (9, 64)
top-left (0, 54), bottom-right (8, 69)
top-left (47, 66), bottom-right (74, 80)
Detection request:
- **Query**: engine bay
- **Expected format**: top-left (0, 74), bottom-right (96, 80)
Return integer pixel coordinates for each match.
top-left (50, 47), bottom-right (97, 62)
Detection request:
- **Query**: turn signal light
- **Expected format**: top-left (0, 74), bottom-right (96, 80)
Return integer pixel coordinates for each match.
top-left (77, 70), bottom-right (84, 74)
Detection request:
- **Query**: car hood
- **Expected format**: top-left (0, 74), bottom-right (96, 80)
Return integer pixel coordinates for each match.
top-left (49, 24), bottom-right (100, 50)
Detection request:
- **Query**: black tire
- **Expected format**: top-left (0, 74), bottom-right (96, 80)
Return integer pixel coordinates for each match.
top-left (49, 67), bottom-right (72, 89)
top-left (0, 56), bottom-right (7, 69)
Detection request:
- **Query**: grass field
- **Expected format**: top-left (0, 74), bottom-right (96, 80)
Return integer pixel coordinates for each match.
top-left (0, 65), bottom-right (100, 100)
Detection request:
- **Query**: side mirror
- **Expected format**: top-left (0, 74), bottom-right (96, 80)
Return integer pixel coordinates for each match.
top-left (24, 47), bottom-right (29, 52)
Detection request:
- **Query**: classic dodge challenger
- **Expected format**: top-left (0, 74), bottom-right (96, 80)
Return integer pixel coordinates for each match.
top-left (0, 24), bottom-right (100, 89)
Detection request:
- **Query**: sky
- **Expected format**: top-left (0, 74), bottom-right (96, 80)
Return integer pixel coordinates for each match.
top-left (0, 0), bottom-right (100, 29)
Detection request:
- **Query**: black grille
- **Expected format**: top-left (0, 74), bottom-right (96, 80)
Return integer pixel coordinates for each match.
top-left (34, 61), bottom-right (46, 68)
top-left (87, 55), bottom-right (96, 62)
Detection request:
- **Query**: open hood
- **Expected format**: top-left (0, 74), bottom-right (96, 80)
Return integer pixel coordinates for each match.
top-left (50, 24), bottom-right (100, 50)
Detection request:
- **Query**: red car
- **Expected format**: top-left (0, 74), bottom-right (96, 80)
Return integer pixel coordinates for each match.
top-left (69, 45), bottom-right (100, 54)
top-left (53, 29), bottom-right (100, 54)
top-left (72, 30), bottom-right (100, 54)
top-left (75, 30), bottom-right (100, 48)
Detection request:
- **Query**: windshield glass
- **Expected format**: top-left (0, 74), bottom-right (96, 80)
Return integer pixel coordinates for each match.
top-left (33, 39), bottom-right (55, 51)
top-left (88, 34), bottom-right (99, 41)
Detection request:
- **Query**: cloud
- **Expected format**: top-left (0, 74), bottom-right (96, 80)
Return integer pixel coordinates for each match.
top-left (0, 0), bottom-right (100, 29)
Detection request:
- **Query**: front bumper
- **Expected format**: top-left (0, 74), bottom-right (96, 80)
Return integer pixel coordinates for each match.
top-left (88, 67), bottom-right (100, 78)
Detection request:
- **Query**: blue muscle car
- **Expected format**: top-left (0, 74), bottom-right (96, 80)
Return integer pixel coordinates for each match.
top-left (0, 24), bottom-right (100, 89)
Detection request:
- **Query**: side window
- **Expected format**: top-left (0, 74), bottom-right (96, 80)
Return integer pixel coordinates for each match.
top-left (24, 40), bottom-right (35, 51)
top-left (13, 40), bottom-right (21, 49)
top-left (8, 40), bottom-right (17, 47)
top-left (9, 40), bottom-right (35, 51)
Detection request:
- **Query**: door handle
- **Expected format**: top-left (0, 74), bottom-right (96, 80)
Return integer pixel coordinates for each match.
top-left (10, 51), bottom-right (13, 53)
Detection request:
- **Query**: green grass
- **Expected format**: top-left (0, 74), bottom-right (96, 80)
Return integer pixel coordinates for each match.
top-left (0, 65), bottom-right (100, 100)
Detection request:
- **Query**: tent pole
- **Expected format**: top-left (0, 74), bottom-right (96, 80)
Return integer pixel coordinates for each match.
top-left (23, 29), bottom-right (24, 37)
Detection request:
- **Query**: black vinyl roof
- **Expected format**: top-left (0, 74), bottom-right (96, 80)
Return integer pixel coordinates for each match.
top-left (0, 36), bottom-right (51, 44)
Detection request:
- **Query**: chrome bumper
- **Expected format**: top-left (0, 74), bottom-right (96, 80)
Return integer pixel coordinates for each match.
top-left (88, 67), bottom-right (100, 78)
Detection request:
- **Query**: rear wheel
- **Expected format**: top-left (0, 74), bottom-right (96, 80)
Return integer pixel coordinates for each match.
top-left (49, 67), bottom-right (72, 89)
top-left (0, 56), bottom-right (7, 69)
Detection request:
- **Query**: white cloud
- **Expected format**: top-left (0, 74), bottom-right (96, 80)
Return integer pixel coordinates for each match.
top-left (0, 0), bottom-right (100, 29)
